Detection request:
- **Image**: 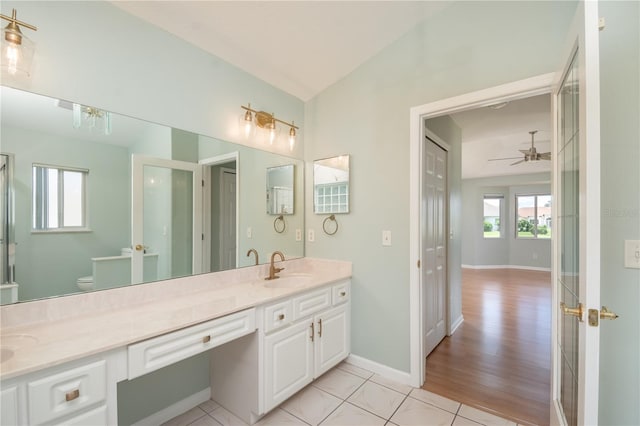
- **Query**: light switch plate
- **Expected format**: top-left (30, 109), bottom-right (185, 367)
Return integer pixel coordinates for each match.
top-left (382, 230), bottom-right (392, 246)
top-left (624, 240), bottom-right (640, 269)
top-left (247, 227), bottom-right (252, 239)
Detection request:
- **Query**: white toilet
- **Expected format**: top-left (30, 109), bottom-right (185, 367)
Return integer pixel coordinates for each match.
top-left (76, 276), bottom-right (94, 291)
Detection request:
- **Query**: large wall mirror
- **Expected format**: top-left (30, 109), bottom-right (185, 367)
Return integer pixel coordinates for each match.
top-left (0, 86), bottom-right (304, 305)
top-left (313, 155), bottom-right (350, 214)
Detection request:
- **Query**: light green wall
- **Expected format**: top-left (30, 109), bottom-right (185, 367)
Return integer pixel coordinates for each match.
top-left (461, 173), bottom-right (552, 269)
top-left (305, 1), bottom-right (577, 372)
top-left (598, 1), bottom-right (640, 424)
top-left (2, 126), bottom-right (130, 301)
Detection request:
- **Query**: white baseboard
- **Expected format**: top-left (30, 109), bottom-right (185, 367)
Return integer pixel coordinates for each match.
top-left (461, 264), bottom-right (551, 272)
top-left (132, 387), bottom-right (211, 426)
top-left (346, 354), bottom-right (413, 387)
top-left (449, 314), bottom-right (464, 335)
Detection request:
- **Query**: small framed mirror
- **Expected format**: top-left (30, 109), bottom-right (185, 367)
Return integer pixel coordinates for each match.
top-left (266, 164), bottom-right (295, 215)
top-left (313, 155), bottom-right (350, 214)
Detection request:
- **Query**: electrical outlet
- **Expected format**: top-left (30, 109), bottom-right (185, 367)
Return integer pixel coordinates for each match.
top-left (295, 229), bottom-right (302, 241)
top-left (624, 240), bottom-right (640, 269)
top-left (308, 229), bottom-right (315, 242)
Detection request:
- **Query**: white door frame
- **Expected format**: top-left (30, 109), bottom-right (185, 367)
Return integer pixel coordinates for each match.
top-left (200, 152), bottom-right (239, 272)
top-left (131, 154), bottom-right (203, 284)
top-left (408, 73), bottom-right (555, 387)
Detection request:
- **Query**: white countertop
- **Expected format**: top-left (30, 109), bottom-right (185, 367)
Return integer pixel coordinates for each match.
top-left (0, 258), bottom-right (351, 380)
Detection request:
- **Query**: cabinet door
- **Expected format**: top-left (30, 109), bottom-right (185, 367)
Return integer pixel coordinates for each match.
top-left (263, 320), bottom-right (314, 411)
top-left (1, 385), bottom-right (19, 426)
top-left (314, 304), bottom-right (349, 377)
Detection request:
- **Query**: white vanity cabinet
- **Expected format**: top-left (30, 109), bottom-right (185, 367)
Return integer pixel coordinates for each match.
top-left (263, 286), bottom-right (350, 412)
top-left (0, 351), bottom-right (125, 426)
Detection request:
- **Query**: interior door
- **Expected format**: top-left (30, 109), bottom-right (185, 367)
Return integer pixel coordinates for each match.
top-left (219, 168), bottom-right (237, 270)
top-left (551, 1), bottom-right (602, 424)
top-left (131, 155), bottom-right (202, 284)
top-left (423, 137), bottom-right (448, 358)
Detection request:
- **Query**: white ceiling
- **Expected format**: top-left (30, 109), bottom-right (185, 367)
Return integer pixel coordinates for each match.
top-left (450, 94), bottom-right (552, 180)
top-left (112, 1), bottom-right (449, 101)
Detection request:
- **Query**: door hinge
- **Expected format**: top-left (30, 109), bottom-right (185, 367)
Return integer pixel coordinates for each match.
top-left (202, 180), bottom-right (205, 187)
top-left (201, 234), bottom-right (204, 241)
top-left (417, 259), bottom-right (421, 268)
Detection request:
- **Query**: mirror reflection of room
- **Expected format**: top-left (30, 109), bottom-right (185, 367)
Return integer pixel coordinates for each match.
top-left (0, 86), bottom-right (304, 304)
top-left (266, 164), bottom-right (294, 215)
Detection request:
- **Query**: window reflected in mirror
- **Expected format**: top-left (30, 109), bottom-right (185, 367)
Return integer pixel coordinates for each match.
top-left (313, 155), bottom-right (350, 214)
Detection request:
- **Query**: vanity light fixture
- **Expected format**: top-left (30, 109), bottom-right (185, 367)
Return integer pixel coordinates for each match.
top-left (72, 103), bottom-right (112, 135)
top-left (241, 104), bottom-right (299, 151)
top-left (0, 9), bottom-right (37, 77)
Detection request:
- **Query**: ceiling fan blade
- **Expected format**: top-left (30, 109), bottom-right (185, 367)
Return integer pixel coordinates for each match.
top-left (519, 149), bottom-right (531, 155)
top-left (510, 159), bottom-right (526, 166)
top-left (488, 157), bottom-right (522, 161)
top-left (539, 152), bottom-right (551, 160)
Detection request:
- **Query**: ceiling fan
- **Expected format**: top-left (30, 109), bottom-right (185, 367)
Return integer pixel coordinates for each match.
top-left (488, 130), bottom-right (551, 165)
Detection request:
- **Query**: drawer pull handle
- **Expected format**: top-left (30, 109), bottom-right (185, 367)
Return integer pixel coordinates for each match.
top-left (340, 291), bottom-right (346, 297)
top-left (277, 313), bottom-right (285, 320)
top-left (318, 318), bottom-right (323, 337)
top-left (310, 322), bottom-right (315, 342)
top-left (65, 389), bottom-right (80, 402)
top-left (202, 335), bottom-right (211, 344)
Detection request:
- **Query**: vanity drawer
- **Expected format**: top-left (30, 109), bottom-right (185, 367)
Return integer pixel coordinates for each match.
top-left (128, 308), bottom-right (256, 379)
top-left (292, 287), bottom-right (332, 320)
top-left (264, 299), bottom-right (293, 333)
top-left (332, 281), bottom-right (350, 305)
top-left (27, 360), bottom-right (106, 425)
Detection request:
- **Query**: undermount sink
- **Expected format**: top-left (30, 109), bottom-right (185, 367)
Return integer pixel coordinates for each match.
top-left (0, 334), bottom-right (38, 363)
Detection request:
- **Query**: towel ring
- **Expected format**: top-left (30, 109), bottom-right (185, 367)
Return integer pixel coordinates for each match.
top-left (322, 214), bottom-right (338, 236)
top-left (273, 215), bottom-right (286, 233)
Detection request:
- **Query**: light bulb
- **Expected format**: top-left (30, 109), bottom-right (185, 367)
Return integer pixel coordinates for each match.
top-left (269, 126), bottom-right (276, 144)
top-left (6, 44), bottom-right (18, 74)
top-left (288, 126), bottom-right (296, 151)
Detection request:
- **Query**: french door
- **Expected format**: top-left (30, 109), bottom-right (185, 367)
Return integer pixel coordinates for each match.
top-left (551, 1), bottom-right (609, 424)
top-left (131, 155), bottom-right (202, 284)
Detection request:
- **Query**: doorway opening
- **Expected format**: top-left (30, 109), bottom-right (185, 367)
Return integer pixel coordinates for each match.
top-left (201, 153), bottom-right (239, 273)
top-left (409, 74), bottom-right (556, 424)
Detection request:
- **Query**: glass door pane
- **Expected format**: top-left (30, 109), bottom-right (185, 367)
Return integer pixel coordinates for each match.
top-left (558, 50), bottom-right (579, 426)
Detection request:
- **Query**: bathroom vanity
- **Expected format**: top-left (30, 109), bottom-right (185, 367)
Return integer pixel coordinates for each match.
top-left (0, 258), bottom-right (351, 425)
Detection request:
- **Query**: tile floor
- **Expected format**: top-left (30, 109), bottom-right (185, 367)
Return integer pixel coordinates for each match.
top-left (163, 362), bottom-right (521, 426)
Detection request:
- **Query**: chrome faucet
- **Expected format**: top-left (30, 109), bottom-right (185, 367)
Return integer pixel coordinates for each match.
top-left (246, 248), bottom-right (259, 266)
top-left (266, 251), bottom-right (285, 280)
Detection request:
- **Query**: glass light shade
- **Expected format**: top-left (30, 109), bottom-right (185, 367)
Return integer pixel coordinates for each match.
top-left (72, 103), bottom-right (112, 135)
top-left (288, 127), bottom-right (296, 151)
top-left (1, 26), bottom-right (35, 77)
top-left (238, 111), bottom-right (255, 139)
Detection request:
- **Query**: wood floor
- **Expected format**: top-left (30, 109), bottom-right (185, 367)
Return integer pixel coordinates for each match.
top-left (423, 268), bottom-right (551, 426)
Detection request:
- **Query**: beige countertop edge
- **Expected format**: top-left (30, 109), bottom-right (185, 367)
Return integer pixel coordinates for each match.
top-left (0, 273), bottom-right (351, 380)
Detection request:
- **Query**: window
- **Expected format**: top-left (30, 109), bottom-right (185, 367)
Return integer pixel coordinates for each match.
top-left (516, 194), bottom-right (552, 239)
top-left (483, 195), bottom-right (503, 238)
top-left (32, 164), bottom-right (88, 231)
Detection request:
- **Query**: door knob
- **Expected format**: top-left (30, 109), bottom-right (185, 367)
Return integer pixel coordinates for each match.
top-left (560, 302), bottom-right (583, 321)
top-left (600, 306), bottom-right (619, 320)
top-left (135, 244), bottom-right (144, 251)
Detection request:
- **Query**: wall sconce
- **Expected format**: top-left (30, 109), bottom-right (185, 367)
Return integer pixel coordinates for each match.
top-left (1, 9), bottom-right (37, 77)
top-left (241, 104), bottom-right (299, 151)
